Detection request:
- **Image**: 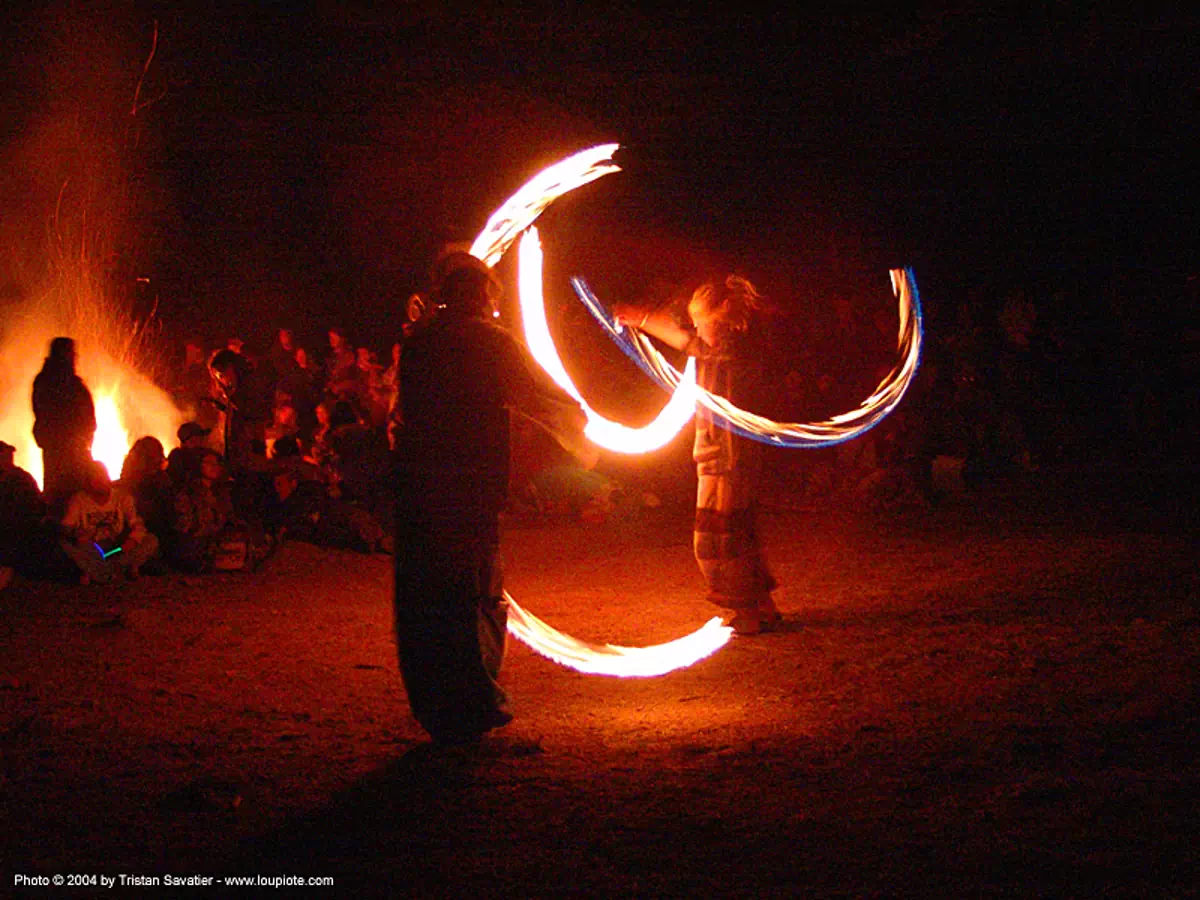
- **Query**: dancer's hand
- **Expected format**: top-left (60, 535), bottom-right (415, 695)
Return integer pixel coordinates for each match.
top-left (612, 303), bottom-right (647, 328)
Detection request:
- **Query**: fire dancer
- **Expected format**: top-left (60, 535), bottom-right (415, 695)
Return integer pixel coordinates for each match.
top-left (393, 253), bottom-right (595, 745)
top-left (60, 460), bottom-right (159, 584)
top-left (614, 276), bottom-right (781, 635)
top-left (32, 337), bottom-right (97, 516)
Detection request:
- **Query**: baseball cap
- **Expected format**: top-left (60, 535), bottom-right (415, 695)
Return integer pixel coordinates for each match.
top-left (177, 422), bottom-right (212, 443)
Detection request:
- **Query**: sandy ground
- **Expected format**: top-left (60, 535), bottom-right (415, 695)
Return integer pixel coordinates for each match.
top-left (2, 463), bottom-right (1197, 898)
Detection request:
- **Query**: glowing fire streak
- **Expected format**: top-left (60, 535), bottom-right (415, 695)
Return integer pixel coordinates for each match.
top-left (470, 143), bottom-right (622, 268)
top-left (518, 228), bottom-right (697, 454)
top-left (471, 143), bottom-right (731, 675)
top-left (505, 593), bottom-right (732, 677)
top-left (571, 268), bottom-right (923, 448)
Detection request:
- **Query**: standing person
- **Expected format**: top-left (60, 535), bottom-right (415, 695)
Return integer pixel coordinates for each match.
top-left (324, 328), bottom-right (358, 400)
top-left (381, 340), bottom-right (404, 449)
top-left (283, 345), bottom-right (319, 433)
top-left (268, 328), bottom-right (301, 389)
top-left (208, 348), bottom-right (269, 477)
top-left (394, 254), bottom-right (595, 745)
top-left (615, 276), bottom-right (781, 635)
top-left (31, 337), bottom-right (96, 515)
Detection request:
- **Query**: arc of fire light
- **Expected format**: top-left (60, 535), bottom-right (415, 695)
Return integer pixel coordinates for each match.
top-left (518, 228), bottom-right (698, 454)
top-left (472, 143), bottom-right (921, 676)
top-left (571, 267), bottom-right (924, 448)
top-left (470, 142), bottom-right (732, 676)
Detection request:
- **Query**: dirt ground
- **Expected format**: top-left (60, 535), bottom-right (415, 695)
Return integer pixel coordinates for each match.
top-left (2, 461), bottom-right (1197, 898)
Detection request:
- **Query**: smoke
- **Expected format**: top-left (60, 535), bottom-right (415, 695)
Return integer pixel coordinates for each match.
top-left (0, 5), bottom-right (182, 483)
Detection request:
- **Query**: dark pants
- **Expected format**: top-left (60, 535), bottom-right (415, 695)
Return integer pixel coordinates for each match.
top-left (393, 527), bottom-right (510, 744)
top-left (42, 441), bottom-right (93, 516)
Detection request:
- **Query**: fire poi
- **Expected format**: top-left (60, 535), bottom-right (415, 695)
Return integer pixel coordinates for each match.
top-left (469, 143), bottom-right (923, 676)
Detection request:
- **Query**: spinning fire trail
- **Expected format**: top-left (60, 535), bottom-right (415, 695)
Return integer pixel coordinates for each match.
top-left (471, 144), bottom-right (923, 676)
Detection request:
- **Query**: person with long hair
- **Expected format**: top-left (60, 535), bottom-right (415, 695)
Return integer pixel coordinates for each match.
top-left (118, 436), bottom-right (173, 545)
top-left (615, 275), bottom-right (781, 634)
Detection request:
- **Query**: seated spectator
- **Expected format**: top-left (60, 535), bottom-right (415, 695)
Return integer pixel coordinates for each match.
top-left (265, 458), bottom-right (389, 553)
top-left (167, 421), bottom-right (214, 485)
top-left (270, 434), bottom-right (321, 480)
top-left (325, 400), bottom-right (392, 529)
top-left (1, 439), bottom-right (46, 584)
top-left (165, 449), bottom-right (236, 573)
top-left (60, 460), bottom-right (159, 584)
top-left (119, 436), bottom-right (173, 544)
top-left (271, 433), bottom-right (303, 459)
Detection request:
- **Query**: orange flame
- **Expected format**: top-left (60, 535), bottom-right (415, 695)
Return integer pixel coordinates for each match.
top-left (506, 593), bottom-right (731, 676)
top-left (517, 228), bottom-right (697, 453)
top-left (1, 326), bottom-right (183, 490)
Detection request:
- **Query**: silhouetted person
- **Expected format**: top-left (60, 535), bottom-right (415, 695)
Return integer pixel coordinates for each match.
top-left (324, 327), bottom-right (358, 400)
top-left (209, 348), bottom-right (269, 477)
top-left (32, 337), bottom-right (96, 515)
top-left (269, 328), bottom-right (301, 390)
top-left (394, 254), bottom-right (595, 745)
top-left (1, 439), bottom-right (45, 583)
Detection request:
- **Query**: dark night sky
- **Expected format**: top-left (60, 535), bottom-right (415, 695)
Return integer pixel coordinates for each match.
top-left (1, 3), bottom-right (1197, 352)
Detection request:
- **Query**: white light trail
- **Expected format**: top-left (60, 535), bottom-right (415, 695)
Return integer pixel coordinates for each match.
top-left (474, 143), bottom-right (921, 675)
top-left (517, 228), bottom-right (697, 454)
top-left (505, 593), bottom-right (732, 677)
top-left (572, 267), bottom-right (923, 448)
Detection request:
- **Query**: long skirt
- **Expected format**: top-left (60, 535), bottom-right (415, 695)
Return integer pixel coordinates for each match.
top-left (393, 531), bottom-right (510, 744)
top-left (693, 469), bottom-right (777, 612)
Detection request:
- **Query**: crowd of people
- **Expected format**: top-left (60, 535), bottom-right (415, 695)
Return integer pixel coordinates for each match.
top-left (2, 262), bottom-right (1193, 744)
top-left (0, 323), bottom-right (402, 592)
